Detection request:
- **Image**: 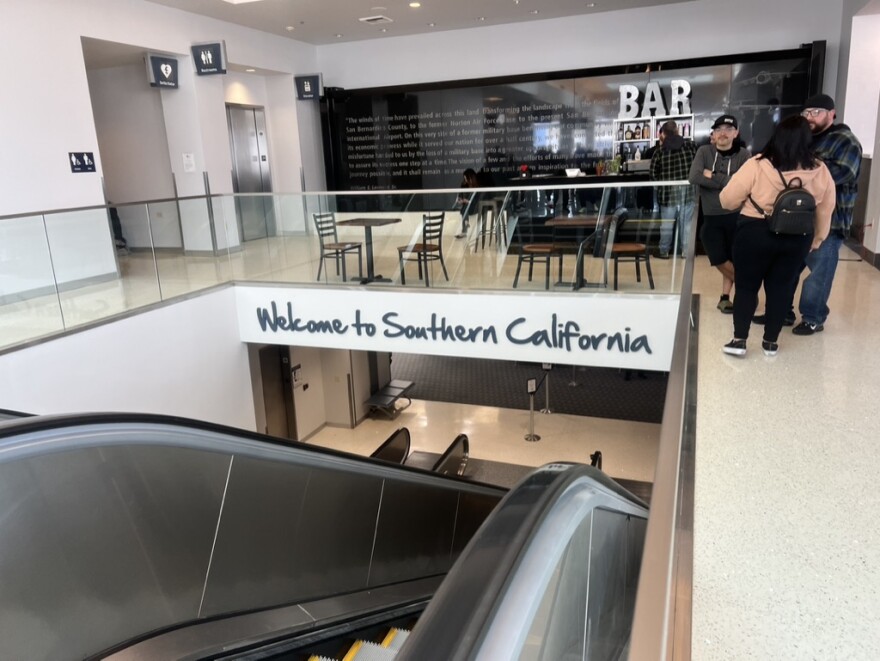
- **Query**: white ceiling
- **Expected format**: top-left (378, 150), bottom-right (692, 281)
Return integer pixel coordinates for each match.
top-left (145, 0), bottom-right (695, 45)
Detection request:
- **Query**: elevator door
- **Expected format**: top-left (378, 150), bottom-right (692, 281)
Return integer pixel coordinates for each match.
top-left (258, 345), bottom-right (296, 441)
top-left (227, 105), bottom-right (275, 240)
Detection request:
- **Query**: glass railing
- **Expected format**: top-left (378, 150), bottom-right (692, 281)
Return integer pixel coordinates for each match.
top-left (0, 181), bottom-right (694, 350)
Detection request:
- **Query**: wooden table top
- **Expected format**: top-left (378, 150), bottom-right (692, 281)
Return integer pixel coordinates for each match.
top-left (545, 215), bottom-right (599, 228)
top-left (337, 217), bottom-right (402, 227)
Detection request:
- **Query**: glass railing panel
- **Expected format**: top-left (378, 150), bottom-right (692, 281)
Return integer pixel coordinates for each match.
top-left (0, 181), bottom-right (693, 348)
top-left (47, 207), bottom-right (162, 331)
top-left (0, 214), bottom-right (65, 349)
top-left (144, 200), bottom-right (225, 300)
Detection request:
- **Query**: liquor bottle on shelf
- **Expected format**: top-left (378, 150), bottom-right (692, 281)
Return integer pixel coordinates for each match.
top-left (634, 125), bottom-right (641, 140)
top-left (683, 123), bottom-right (690, 138)
top-left (624, 126), bottom-right (633, 140)
top-left (617, 126), bottom-right (623, 140)
top-left (643, 122), bottom-right (651, 140)
top-left (634, 145), bottom-right (642, 161)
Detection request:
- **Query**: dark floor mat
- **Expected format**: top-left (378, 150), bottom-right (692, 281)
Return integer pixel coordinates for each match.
top-left (390, 353), bottom-right (667, 423)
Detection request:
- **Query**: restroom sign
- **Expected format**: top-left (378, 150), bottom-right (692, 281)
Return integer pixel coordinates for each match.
top-left (69, 152), bottom-right (95, 173)
top-left (295, 75), bottom-right (321, 100)
top-left (191, 41), bottom-right (227, 75)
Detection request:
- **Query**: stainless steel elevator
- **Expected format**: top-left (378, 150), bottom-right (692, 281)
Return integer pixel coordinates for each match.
top-left (227, 104), bottom-right (275, 240)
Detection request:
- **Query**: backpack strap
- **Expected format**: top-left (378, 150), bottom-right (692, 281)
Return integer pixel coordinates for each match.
top-left (748, 168), bottom-right (803, 218)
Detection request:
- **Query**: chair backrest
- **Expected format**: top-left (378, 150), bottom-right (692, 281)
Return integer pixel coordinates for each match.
top-left (603, 207), bottom-right (631, 258)
top-left (422, 212), bottom-right (445, 244)
top-left (313, 212), bottom-right (338, 245)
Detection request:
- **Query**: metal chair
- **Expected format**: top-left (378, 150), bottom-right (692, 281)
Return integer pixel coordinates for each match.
top-left (313, 212), bottom-right (362, 282)
top-left (398, 212), bottom-right (449, 287)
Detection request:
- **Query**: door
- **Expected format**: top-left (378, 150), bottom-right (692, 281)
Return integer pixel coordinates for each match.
top-left (227, 105), bottom-right (275, 240)
top-left (258, 345), bottom-right (296, 440)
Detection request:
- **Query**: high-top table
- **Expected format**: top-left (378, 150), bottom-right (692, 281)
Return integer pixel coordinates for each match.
top-left (336, 217), bottom-right (402, 283)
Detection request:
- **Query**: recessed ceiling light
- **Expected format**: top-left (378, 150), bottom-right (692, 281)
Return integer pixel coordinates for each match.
top-left (477, 16), bottom-right (486, 21)
top-left (428, 22), bottom-right (436, 26)
top-left (285, 25), bottom-right (294, 31)
top-left (530, 9), bottom-right (540, 14)
top-left (335, 33), bottom-right (343, 38)
top-left (409, 1), bottom-right (421, 7)
top-left (220, 0), bottom-right (265, 4)
top-left (245, 68), bottom-right (256, 72)
top-left (381, 28), bottom-right (387, 32)
top-left (586, 2), bottom-right (596, 6)
top-left (371, 5), bottom-right (387, 9)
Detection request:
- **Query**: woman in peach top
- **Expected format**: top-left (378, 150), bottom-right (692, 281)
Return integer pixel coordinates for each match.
top-left (719, 115), bottom-right (834, 357)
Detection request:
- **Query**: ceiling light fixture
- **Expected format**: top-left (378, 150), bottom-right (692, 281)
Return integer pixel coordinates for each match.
top-left (245, 68), bottom-right (256, 72)
top-left (371, 5), bottom-right (387, 9)
top-left (530, 9), bottom-right (540, 14)
top-left (477, 16), bottom-right (486, 21)
top-left (586, 2), bottom-right (596, 6)
top-left (335, 33), bottom-right (343, 38)
top-left (409, 2), bottom-right (421, 7)
top-left (285, 25), bottom-right (294, 31)
top-left (381, 28), bottom-right (387, 32)
top-left (220, 0), bottom-right (265, 4)
top-left (428, 22), bottom-right (436, 26)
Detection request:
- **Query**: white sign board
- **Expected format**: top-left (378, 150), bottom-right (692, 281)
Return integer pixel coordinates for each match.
top-left (236, 286), bottom-right (680, 372)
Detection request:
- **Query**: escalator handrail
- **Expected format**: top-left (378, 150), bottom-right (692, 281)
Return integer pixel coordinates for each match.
top-left (0, 412), bottom-right (502, 491)
top-left (370, 426), bottom-right (412, 465)
top-left (397, 463), bottom-right (648, 661)
top-left (431, 433), bottom-right (469, 476)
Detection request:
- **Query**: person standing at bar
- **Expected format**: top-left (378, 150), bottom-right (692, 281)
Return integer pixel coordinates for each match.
top-left (689, 114), bottom-right (750, 313)
top-left (650, 121), bottom-right (697, 259)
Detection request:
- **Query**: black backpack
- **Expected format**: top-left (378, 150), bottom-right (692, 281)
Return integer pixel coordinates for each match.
top-left (749, 169), bottom-right (816, 235)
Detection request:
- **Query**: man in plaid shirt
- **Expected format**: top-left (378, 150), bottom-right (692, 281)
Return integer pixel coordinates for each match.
top-left (650, 120), bottom-right (698, 258)
top-left (791, 93), bottom-right (862, 335)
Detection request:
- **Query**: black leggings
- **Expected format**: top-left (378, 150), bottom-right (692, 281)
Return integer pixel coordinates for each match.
top-left (732, 219), bottom-right (812, 342)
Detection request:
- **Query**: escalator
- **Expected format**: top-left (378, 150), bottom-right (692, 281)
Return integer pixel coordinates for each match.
top-left (0, 413), bottom-right (648, 661)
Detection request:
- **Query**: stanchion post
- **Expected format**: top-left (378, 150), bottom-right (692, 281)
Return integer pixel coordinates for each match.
top-left (540, 363), bottom-right (552, 414)
top-left (525, 378), bottom-right (540, 442)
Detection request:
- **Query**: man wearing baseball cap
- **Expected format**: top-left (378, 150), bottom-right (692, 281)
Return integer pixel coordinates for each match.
top-left (689, 114), bottom-right (750, 313)
top-left (791, 93), bottom-right (862, 335)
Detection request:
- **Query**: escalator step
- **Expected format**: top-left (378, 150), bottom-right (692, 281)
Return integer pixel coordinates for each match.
top-left (348, 640), bottom-right (398, 660)
top-left (382, 628), bottom-right (411, 652)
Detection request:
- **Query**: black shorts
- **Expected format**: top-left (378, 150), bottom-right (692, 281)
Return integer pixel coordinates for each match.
top-left (700, 212), bottom-right (739, 266)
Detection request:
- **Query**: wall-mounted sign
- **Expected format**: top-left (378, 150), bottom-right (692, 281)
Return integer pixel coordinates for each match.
top-left (295, 74), bottom-right (321, 101)
top-left (146, 54), bottom-right (179, 88)
top-left (182, 152), bottom-right (196, 173)
top-left (236, 286), bottom-right (679, 372)
top-left (619, 80), bottom-right (692, 118)
top-left (69, 152), bottom-right (95, 173)
top-left (191, 41), bottom-right (227, 75)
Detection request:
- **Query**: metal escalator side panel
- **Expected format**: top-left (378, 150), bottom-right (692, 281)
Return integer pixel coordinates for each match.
top-left (396, 464), bottom-right (648, 661)
top-left (0, 419), bottom-right (505, 661)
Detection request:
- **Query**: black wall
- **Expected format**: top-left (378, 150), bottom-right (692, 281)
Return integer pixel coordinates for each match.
top-left (321, 43), bottom-right (824, 192)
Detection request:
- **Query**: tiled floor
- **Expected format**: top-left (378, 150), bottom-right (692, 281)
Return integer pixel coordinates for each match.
top-left (0, 222), bottom-right (686, 350)
top-left (691, 244), bottom-right (880, 659)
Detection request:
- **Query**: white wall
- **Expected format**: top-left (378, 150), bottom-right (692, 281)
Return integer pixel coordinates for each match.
top-left (290, 345), bottom-right (327, 439)
top-left (87, 64), bottom-right (175, 202)
top-left (316, 0), bottom-right (845, 93)
top-left (843, 13), bottom-right (880, 155)
top-left (0, 0), bottom-right (318, 217)
top-left (0, 288), bottom-right (257, 430)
